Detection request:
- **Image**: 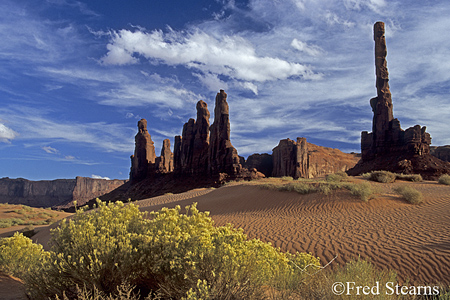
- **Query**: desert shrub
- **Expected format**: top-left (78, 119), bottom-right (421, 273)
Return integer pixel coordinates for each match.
top-left (394, 186), bottom-right (423, 204)
top-left (13, 200), bottom-right (320, 300)
top-left (299, 258), bottom-right (398, 300)
top-left (0, 232), bottom-right (47, 279)
top-left (367, 171), bottom-right (397, 183)
top-left (280, 176), bottom-right (294, 181)
top-left (279, 182), bottom-right (316, 194)
top-left (396, 173), bottom-right (423, 182)
top-left (438, 174), bottom-right (450, 185)
top-left (348, 182), bottom-right (373, 202)
top-left (326, 172), bottom-right (348, 182)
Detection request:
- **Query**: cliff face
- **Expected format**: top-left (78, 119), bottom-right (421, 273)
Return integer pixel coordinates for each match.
top-left (0, 177), bottom-right (126, 208)
top-left (271, 137), bottom-right (359, 179)
top-left (431, 146), bottom-right (450, 162)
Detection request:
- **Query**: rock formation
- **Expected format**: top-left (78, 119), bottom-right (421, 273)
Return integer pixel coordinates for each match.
top-left (431, 146), bottom-right (450, 162)
top-left (347, 22), bottom-right (450, 178)
top-left (244, 153), bottom-right (273, 177)
top-left (174, 100), bottom-right (210, 175)
top-left (208, 90), bottom-right (242, 175)
top-left (155, 139), bottom-right (174, 173)
top-left (271, 138), bottom-right (359, 179)
top-left (0, 177), bottom-right (126, 208)
top-left (130, 119), bottom-right (156, 181)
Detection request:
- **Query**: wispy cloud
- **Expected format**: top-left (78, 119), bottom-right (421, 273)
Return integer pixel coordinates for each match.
top-left (42, 146), bottom-right (59, 154)
top-left (0, 123), bottom-right (18, 143)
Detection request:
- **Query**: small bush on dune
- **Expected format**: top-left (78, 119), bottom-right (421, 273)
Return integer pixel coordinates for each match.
top-left (438, 174), bottom-right (450, 185)
top-left (280, 176), bottom-right (294, 181)
top-left (326, 172), bottom-right (348, 183)
top-left (394, 186), bottom-right (423, 205)
top-left (279, 182), bottom-right (317, 194)
top-left (396, 173), bottom-right (423, 182)
top-left (348, 182), bottom-right (373, 202)
top-left (367, 171), bottom-right (397, 183)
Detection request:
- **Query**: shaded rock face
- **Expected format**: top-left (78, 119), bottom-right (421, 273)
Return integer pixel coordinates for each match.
top-left (361, 22), bottom-right (431, 161)
top-left (0, 177), bottom-right (126, 208)
top-left (348, 22), bottom-right (450, 179)
top-left (431, 146), bottom-right (450, 162)
top-left (208, 90), bottom-right (242, 175)
top-left (175, 100), bottom-right (211, 175)
top-left (272, 138), bottom-right (358, 179)
top-left (130, 119), bottom-right (156, 181)
top-left (244, 153), bottom-right (273, 177)
top-left (156, 139), bottom-right (174, 173)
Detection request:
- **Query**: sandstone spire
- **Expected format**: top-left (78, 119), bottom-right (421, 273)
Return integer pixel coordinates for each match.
top-left (208, 90), bottom-right (241, 175)
top-left (130, 119), bottom-right (156, 181)
top-left (371, 21), bottom-right (394, 153)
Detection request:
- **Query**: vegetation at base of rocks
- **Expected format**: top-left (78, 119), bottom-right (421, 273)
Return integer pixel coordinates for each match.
top-left (0, 203), bottom-right (59, 228)
top-left (260, 173), bottom-right (375, 202)
top-left (0, 200), bottom-right (321, 300)
top-left (280, 176), bottom-right (294, 181)
top-left (394, 186), bottom-right (423, 205)
top-left (438, 174), bottom-right (450, 185)
top-left (325, 171), bottom-right (349, 182)
top-left (362, 171), bottom-right (423, 183)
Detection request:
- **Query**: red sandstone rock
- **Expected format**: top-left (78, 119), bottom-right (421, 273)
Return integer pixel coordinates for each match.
top-left (244, 153), bottom-right (273, 177)
top-left (208, 90), bottom-right (242, 175)
top-left (156, 139), bottom-right (173, 173)
top-left (348, 22), bottom-right (450, 179)
top-left (130, 119), bottom-right (156, 181)
top-left (272, 137), bottom-right (359, 179)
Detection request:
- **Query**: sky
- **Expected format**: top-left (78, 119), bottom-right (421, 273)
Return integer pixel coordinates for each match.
top-left (1, 0), bottom-right (450, 181)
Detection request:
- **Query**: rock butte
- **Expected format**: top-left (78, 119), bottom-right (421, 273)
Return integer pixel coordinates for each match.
top-left (129, 89), bottom-right (359, 190)
top-left (347, 22), bottom-right (450, 178)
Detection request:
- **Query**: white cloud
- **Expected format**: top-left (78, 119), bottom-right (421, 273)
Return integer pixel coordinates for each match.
top-left (101, 29), bottom-right (319, 82)
top-left (291, 39), bottom-right (323, 56)
top-left (42, 146), bottom-right (59, 154)
top-left (0, 123), bottom-right (18, 143)
top-left (91, 174), bottom-right (111, 180)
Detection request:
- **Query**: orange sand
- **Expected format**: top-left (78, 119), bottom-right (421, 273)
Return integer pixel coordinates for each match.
top-left (19, 179), bottom-right (450, 287)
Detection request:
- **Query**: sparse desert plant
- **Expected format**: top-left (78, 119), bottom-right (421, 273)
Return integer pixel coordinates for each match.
top-left (438, 174), bottom-right (450, 185)
top-left (299, 258), bottom-right (398, 300)
top-left (395, 173), bottom-right (423, 182)
top-left (348, 182), bottom-right (374, 202)
top-left (280, 176), bottom-right (294, 181)
top-left (367, 171), bottom-right (397, 183)
top-left (279, 182), bottom-right (316, 194)
top-left (326, 171), bottom-right (348, 182)
top-left (394, 186), bottom-right (423, 204)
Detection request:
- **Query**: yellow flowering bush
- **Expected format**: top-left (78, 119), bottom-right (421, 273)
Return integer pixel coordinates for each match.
top-left (1, 200), bottom-right (320, 299)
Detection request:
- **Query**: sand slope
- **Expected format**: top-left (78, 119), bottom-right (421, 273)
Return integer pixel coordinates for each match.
top-left (16, 180), bottom-right (450, 286)
top-left (136, 181), bottom-right (450, 285)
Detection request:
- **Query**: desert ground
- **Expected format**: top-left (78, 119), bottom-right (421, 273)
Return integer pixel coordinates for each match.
top-left (1, 176), bottom-right (450, 298)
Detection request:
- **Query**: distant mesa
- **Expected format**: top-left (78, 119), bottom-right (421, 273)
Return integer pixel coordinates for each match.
top-left (0, 177), bottom-right (126, 208)
top-left (347, 22), bottom-right (450, 179)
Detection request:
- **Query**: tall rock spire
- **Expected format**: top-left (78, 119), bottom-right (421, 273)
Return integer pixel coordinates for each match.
top-left (130, 119), bottom-right (156, 181)
top-left (371, 21), bottom-right (394, 153)
top-left (208, 90), bottom-right (241, 175)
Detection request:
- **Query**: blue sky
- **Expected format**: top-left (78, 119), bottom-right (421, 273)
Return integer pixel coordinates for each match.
top-left (1, 0), bottom-right (450, 180)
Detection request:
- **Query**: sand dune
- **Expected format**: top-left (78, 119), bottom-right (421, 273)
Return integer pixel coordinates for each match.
top-left (20, 179), bottom-right (450, 286)
top-left (136, 180), bottom-right (450, 285)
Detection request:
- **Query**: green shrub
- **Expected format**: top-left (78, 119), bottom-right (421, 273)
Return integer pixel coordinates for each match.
top-left (9, 200), bottom-right (320, 300)
top-left (394, 186), bottom-right (423, 204)
top-left (348, 182), bottom-right (373, 202)
top-left (396, 173), bottom-right (423, 182)
top-left (326, 172), bottom-right (348, 182)
top-left (438, 174), bottom-right (450, 185)
top-left (367, 171), bottom-right (397, 183)
top-left (280, 176), bottom-right (294, 181)
top-left (279, 182), bottom-right (316, 194)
